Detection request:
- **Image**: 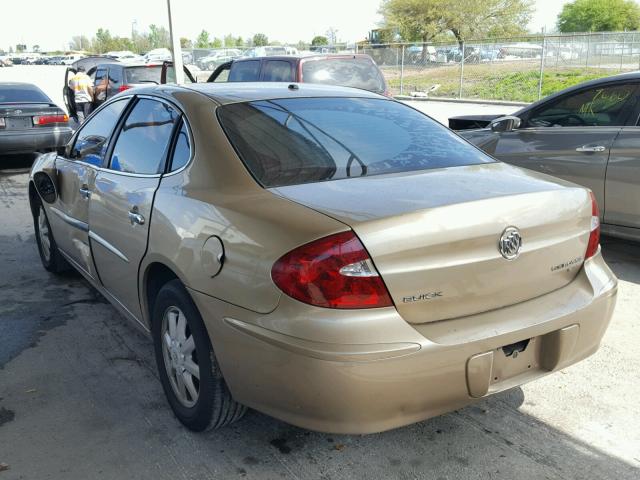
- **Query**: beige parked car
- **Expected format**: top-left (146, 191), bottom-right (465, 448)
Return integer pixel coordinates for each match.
top-left (29, 83), bottom-right (617, 434)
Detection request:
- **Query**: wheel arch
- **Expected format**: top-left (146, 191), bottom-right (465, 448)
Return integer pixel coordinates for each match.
top-left (141, 259), bottom-right (187, 329)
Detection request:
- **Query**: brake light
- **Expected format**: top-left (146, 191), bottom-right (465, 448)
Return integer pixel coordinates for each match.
top-left (118, 84), bottom-right (132, 92)
top-left (32, 114), bottom-right (68, 126)
top-left (585, 191), bottom-right (601, 259)
top-left (271, 231), bottom-right (393, 309)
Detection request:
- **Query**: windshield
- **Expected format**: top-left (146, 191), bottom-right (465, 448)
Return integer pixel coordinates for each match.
top-left (301, 57), bottom-right (386, 93)
top-left (0, 86), bottom-right (50, 103)
top-left (218, 97), bottom-right (493, 188)
top-left (124, 66), bottom-right (163, 84)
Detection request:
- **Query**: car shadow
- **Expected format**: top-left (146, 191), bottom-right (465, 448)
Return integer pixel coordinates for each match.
top-left (601, 235), bottom-right (640, 284)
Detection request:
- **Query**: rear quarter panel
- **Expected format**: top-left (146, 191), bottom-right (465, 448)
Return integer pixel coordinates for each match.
top-left (141, 92), bottom-right (347, 321)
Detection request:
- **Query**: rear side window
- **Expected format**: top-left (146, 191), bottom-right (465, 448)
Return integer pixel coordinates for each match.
top-left (124, 66), bottom-right (162, 85)
top-left (229, 61), bottom-right (260, 81)
top-left (301, 57), bottom-right (386, 93)
top-left (73, 99), bottom-right (129, 167)
top-left (262, 61), bottom-right (294, 82)
top-left (109, 99), bottom-right (179, 174)
top-left (218, 97), bottom-right (493, 187)
top-left (0, 86), bottom-right (49, 103)
top-left (170, 121), bottom-right (191, 171)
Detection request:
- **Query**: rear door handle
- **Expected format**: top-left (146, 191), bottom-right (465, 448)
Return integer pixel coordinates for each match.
top-left (128, 209), bottom-right (145, 225)
top-left (576, 145), bottom-right (606, 152)
top-left (79, 186), bottom-right (91, 199)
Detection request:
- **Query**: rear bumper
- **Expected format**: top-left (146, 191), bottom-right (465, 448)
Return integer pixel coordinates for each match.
top-left (0, 128), bottom-right (72, 154)
top-left (191, 251), bottom-right (617, 434)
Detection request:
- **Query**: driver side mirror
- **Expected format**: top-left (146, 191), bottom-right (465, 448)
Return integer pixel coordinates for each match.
top-left (490, 115), bottom-right (521, 133)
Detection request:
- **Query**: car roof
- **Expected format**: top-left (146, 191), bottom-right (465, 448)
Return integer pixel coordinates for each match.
top-left (157, 82), bottom-right (385, 105)
top-left (0, 82), bottom-right (42, 90)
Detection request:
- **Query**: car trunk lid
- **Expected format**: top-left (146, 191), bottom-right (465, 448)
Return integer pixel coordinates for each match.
top-left (270, 163), bottom-right (592, 324)
top-left (0, 103), bottom-right (62, 130)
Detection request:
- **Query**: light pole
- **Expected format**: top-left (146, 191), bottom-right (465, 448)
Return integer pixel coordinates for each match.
top-left (166, 0), bottom-right (184, 84)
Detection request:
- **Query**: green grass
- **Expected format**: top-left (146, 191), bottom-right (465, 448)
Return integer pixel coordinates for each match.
top-left (387, 67), bottom-right (611, 103)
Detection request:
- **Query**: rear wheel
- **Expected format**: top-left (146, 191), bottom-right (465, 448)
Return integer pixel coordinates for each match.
top-left (152, 279), bottom-right (246, 431)
top-left (33, 201), bottom-right (69, 273)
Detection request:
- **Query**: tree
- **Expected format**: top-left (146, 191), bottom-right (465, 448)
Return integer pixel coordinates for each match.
top-left (311, 35), bottom-right (329, 46)
top-left (70, 35), bottom-right (91, 51)
top-left (180, 37), bottom-right (192, 49)
top-left (443, 0), bottom-right (532, 47)
top-left (252, 33), bottom-right (269, 46)
top-left (33, 45), bottom-right (40, 52)
top-left (195, 29), bottom-right (211, 48)
top-left (557, 0), bottom-right (640, 32)
top-left (380, 0), bottom-right (532, 47)
top-left (235, 36), bottom-right (244, 47)
top-left (93, 28), bottom-right (113, 53)
top-left (326, 27), bottom-right (339, 44)
top-left (148, 24), bottom-right (170, 49)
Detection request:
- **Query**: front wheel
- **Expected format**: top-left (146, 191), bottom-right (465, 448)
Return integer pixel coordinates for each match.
top-left (152, 280), bottom-right (246, 431)
top-left (33, 202), bottom-right (69, 273)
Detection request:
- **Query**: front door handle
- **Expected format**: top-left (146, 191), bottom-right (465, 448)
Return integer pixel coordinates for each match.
top-left (576, 145), bottom-right (606, 152)
top-left (128, 209), bottom-right (145, 225)
top-left (79, 185), bottom-right (91, 199)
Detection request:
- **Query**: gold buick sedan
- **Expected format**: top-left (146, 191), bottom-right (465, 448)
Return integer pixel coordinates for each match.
top-left (29, 83), bottom-right (618, 434)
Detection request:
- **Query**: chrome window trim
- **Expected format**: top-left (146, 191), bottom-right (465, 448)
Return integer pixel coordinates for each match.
top-left (88, 230), bottom-right (130, 263)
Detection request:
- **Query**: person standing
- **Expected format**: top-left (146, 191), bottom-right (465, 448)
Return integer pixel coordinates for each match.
top-left (68, 66), bottom-right (94, 124)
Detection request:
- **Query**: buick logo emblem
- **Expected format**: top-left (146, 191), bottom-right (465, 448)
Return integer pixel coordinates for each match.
top-left (499, 227), bottom-right (522, 260)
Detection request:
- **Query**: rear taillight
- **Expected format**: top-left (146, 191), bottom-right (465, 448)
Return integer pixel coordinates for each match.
top-left (585, 191), bottom-right (601, 259)
top-left (271, 231), bottom-right (393, 309)
top-left (32, 114), bottom-right (68, 126)
top-left (118, 84), bottom-right (132, 92)
top-left (0, 117), bottom-right (5, 128)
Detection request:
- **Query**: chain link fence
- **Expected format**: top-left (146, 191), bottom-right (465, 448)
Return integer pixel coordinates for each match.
top-left (358, 31), bottom-right (640, 103)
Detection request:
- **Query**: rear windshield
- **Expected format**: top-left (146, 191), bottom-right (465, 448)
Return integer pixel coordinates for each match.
top-left (218, 97), bottom-right (493, 188)
top-left (0, 86), bottom-right (49, 103)
top-left (301, 57), bottom-right (386, 93)
top-left (124, 66), bottom-right (163, 84)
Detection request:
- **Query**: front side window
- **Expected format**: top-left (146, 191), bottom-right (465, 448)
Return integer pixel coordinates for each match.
top-left (72, 99), bottom-right (129, 167)
top-left (109, 98), bottom-right (179, 174)
top-left (528, 83), bottom-right (636, 127)
top-left (228, 61), bottom-right (260, 82)
top-left (218, 97), bottom-right (493, 188)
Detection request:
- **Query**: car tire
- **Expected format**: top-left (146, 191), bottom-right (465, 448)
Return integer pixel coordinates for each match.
top-left (152, 279), bottom-right (246, 431)
top-left (33, 200), bottom-right (70, 274)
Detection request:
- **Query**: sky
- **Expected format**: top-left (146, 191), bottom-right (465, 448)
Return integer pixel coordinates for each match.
top-left (3, 0), bottom-right (571, 52)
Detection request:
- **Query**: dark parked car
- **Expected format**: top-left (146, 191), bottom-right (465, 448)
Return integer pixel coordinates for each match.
top-left (205, 54), bottom-right (390, 96)
top-left (454, 72), bottom-right (640, 242)
top-left (63, 60), bottom-right (195, 120)
top-left (0, 82), bottom-right (72, 155)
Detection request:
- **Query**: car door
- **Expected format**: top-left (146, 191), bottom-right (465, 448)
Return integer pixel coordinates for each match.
top-left (89, 96), bottom-right (181, 321)
top-left (490, 82), bottom-right (639, 216)
top-left (206, 61), bottom-right (232, 82)
top-left (604, 111), bottom-right (640, 229)
top-left (50, 98), bottom-right (130, 278)
top-left (63, 67), bottom-right (77, 118)
top-left (105, 66), bottom-right (123, 100)
top-left (160, 61), bottom-right (196, 84)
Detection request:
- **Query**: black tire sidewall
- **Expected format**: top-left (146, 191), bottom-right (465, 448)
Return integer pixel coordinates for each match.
top-left (152, 280), bottom-right (216, 431)
top-left (33, 201), bottom-right (56, 271)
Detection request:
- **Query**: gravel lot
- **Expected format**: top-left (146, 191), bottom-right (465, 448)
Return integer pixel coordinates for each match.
top-left (0, 65), bottom-right (638, 480)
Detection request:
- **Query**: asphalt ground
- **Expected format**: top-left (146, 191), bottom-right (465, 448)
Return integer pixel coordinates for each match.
top-left (0, 65), bottom-right (638, 480)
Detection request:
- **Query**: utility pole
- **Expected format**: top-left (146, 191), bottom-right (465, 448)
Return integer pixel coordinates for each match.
top-left (166, 0), bottom-right (184, 84)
